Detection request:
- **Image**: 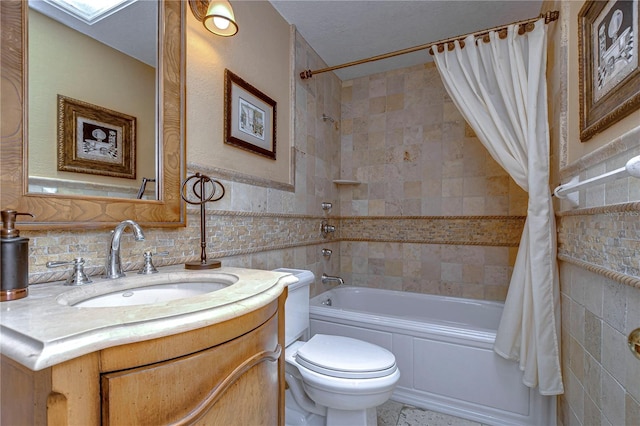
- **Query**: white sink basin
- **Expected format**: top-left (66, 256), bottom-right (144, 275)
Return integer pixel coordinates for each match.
top-left (74, 282), bottom-right (229, 308)
top-left (57, 272), bottom-right (240, 308)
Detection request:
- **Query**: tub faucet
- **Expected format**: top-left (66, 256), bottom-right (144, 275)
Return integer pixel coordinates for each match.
top-left (104, 220), bottom-right (145, 279)
top-left (321, 273), bottom-right (344, 286)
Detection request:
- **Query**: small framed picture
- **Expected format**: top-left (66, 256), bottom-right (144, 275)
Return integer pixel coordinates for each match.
top-left (579, 0), bottom-right (639, 141)
top-left (224, 69), bottom-right (277, 159)
top-left (57, 95), bottom-right (136, 179)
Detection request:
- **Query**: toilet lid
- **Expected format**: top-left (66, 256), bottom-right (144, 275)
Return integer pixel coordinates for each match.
top-left (295, 334), bottom-right (397, 379)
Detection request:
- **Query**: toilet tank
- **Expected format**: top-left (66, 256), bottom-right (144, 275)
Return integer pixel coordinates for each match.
top-left (273, 268), bottom-right (314, 346)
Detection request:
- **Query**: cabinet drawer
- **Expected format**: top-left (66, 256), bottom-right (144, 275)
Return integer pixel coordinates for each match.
top-left (102, 313), bottom-right (280, 425)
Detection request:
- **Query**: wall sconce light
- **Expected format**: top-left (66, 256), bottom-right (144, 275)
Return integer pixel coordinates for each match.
top-left (189, 0), bottom-right (238, 37)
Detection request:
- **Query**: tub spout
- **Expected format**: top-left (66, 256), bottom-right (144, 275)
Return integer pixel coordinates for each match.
top-left (321, 273), bottom-right (344, 286)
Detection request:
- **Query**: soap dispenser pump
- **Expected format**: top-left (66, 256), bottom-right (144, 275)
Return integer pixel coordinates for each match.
top-left (1, 210), bottom-right (34, 301)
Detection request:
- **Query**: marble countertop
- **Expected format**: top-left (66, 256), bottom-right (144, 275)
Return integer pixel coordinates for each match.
top-left (0, 266), bottom-right (295, 371)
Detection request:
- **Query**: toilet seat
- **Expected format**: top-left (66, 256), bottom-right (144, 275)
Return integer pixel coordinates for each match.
top-left (295, 334), bottom-right (397, 379)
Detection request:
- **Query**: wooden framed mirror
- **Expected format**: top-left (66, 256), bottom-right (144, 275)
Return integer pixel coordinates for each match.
top-left (0, 0), bottom-right (185, 229)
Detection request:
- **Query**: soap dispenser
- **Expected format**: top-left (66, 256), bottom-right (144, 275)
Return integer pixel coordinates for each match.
top-left (1, 210), bottom-right (34, 301)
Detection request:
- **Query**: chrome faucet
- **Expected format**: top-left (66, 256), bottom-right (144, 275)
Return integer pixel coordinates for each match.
top-left (104, 220), bottom-right (145, 279)
top-left (321, 273), bottom-right (344, 286)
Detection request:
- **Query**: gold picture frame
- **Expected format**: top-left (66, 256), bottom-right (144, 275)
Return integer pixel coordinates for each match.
top-left (224, 69), bottom-right (277, 160)
top-left (579, 0), bottom-right (640, 141)
top-left (57, 95), bottom-right (136, 178)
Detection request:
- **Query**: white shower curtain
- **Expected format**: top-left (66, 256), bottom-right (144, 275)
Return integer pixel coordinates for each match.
top-left (432, 19), bottom-right (563, 395)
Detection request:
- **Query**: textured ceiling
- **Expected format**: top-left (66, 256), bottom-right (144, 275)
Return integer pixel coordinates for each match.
top-left (269, 0), bottom-right (543, 80)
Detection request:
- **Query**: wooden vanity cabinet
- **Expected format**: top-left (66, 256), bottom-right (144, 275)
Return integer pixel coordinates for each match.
top-left (1, 291), bottom-right (287, 425)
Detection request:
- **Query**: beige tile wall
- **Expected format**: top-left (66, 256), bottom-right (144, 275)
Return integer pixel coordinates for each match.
top-left (339, 63), bottom-right (528, 217)
top-left (339, 241), bottom-right (518, 301)
top-left (558, 208), bottom-right (640, 278)
top-left (544, 0), bottom-right (640, 420)
top-left (334, 62), bottom-right (528, 300)
top-left (558, 262), bottom-right (640, 426)
top-left (556, 127), bottom-right (640, 212)
top-left (556, 138), bottom-right (640, 425)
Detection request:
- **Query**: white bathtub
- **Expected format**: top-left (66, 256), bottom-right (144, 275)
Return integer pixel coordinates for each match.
top-left (309, 286), bottom-right (555, 426)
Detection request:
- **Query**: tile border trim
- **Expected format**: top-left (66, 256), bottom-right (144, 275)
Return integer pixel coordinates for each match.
top-left (339, 215), bottom-right (526, 220)
top-left (556, 201), bottom-right (640, 216)
top-left (29, 214), bottom-right (526, 284)
top-left (340, 216), bottom-right (525, 247)
top-left (557, 201), bottom-right (640, 289)
top-left (206, 209), bottom-right (320, 219)
top-left (187, 162), bottom-right (295, 192)
top-left (340, 237), bottom-right (520, 247)
top-left (557, 254), bottom-right (640, 289)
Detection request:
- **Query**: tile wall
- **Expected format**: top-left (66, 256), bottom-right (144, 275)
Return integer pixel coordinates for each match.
top-left (336, 62), bottom-right (528, 300)
top-left (340, 63), bottom-right (528, 217)
top-left (558, 262), bottom-right (640, 426)
top-left (544, 0), bottom-right (640, 420)
top-left (555, 127), bottom-right (640, 426)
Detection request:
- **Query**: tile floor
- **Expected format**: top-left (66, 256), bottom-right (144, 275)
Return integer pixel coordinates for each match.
top-left (377, 400), bottom-right (488, 426)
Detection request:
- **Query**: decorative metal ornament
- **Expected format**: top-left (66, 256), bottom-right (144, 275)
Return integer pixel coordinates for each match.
top-left (181, 173), bottom-right (226, 269)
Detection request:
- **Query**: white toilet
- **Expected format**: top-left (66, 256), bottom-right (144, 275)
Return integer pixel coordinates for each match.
top-left (274, 268), bottom-right (400, 426)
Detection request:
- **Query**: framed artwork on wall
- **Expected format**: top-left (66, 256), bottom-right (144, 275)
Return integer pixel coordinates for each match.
top-left (579, 0), bottom-right (639, 141)
top-left (57, 95), bottom-right (136, 178)
top-left (224, 69), bottom-right (277, 159)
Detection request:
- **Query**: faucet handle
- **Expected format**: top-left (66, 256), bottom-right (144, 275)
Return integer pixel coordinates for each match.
top-left (320, 220), bottom-right (337, 238)
top-left (138, 251), bottom-right (168, 275)
top-left (46, 257), bottom-right (93, 286)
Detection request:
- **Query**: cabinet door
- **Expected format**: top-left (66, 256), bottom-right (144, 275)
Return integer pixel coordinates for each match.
top-left (101, 313), bottom-right (280, 425)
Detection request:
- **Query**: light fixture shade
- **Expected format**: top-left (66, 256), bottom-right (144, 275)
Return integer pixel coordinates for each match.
top-left (203, 0), bottom-right (238, 36)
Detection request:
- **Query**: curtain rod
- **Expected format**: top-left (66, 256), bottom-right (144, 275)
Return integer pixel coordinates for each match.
top-left (299, 10), bottom-right (559, 80)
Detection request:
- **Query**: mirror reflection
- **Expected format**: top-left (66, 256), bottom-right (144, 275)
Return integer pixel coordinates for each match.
top-left (27, 0), bottom-right (158, 200)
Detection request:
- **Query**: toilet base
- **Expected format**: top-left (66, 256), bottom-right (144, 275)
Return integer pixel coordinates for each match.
top-left (285, 389), bottom-right (324, 426)
top-left (286, 389), bottom-right (378, 426)
top-left (326, 407), bottom-right (377, 426)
